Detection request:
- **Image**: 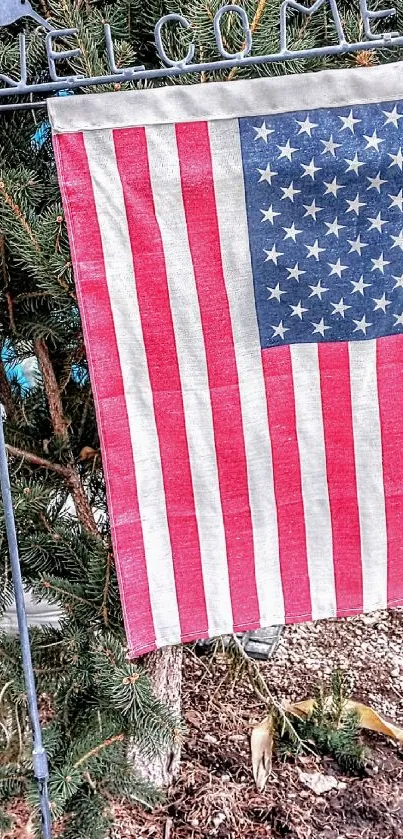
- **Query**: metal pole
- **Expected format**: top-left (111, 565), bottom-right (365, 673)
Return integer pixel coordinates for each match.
top-left (0, 410), bottom-right (52, 839)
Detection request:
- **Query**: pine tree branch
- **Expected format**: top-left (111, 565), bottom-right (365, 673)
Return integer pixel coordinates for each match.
top-left (0, 182), bottom-right (40, 253)
top-left (0, 233), bottom-right (16, 333)
top-left (64, 467), bottom-right (98, 537)
top-left (0, 359), bottom-right (15, 420)
top-left (34, 338), bottom-right (69, 443)
top-left (73, 734), bottom-right (125, 770)
top-left (5, 444), bottom-right (70, 477)
top-left (5, 444), bottom-right (99, 536)
top-left (32, 337), bottom-right (98, 535)
top-left (101, 552), bottom-right (112, 627)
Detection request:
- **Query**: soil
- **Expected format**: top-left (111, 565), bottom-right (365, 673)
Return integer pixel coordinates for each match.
top-left (5, 609), bottom-right (403, 838)
top-left (112, 608), bottom-right (403, 839)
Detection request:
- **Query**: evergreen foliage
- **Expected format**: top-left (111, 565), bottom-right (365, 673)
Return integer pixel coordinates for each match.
top-left (0, 0), bottom-right (399, 834)
top-left (279, 671), bottom-right (367, 773)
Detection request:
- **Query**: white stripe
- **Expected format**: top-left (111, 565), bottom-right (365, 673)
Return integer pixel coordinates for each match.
top-left (290, 344), bottom-right (336, 620)
top-left (50, 62), bottom-right (403, 133)
top-left (349, 340), bottom-right (388, 611)
top-left (208, 119), bottom-right (285, 627)
top-left (145, 123), bottom-right (233, 637)
top-left (83, 130), bottom-right (181, 648)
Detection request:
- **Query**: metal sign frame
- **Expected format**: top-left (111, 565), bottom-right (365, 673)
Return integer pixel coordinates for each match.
top-left (0, 0), bottom-right (402, 110)
top-left (0, 1), bottom-right (402, 837)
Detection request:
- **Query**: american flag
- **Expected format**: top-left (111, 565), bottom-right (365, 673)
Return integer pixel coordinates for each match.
top-left (49, 63), bottom-right (403, 657)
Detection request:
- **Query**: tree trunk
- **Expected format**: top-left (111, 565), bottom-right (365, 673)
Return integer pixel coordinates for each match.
top-left (132, 646), bottom-right (183, 787)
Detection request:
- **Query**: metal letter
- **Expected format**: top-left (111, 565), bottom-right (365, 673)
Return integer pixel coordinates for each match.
top-left (360, 0), bottom-right (399, 41)
top-left (154, 14), bottom-right (195, 68)
top-left (104, 23), bottom-right (145, 75)
top-left (214, 5), bottom-right (252, 59)
top-left (46, 28), bottom-right (83, 83)
top-left (280, 0), bottom-right (346, 52)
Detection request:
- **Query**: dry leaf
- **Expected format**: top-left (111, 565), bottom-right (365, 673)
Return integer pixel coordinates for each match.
top-left (297, 769), bottom-right (346, 795)
top-left (285, 697), bottom-right (403, 742)
top-left (79, 446), bottom-right (98, 461)
top-left (251, 713), bottom-right (274, 791)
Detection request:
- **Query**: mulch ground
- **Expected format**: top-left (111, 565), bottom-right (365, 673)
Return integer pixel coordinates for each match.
top-left (111, 608), bottom-right (403, 839)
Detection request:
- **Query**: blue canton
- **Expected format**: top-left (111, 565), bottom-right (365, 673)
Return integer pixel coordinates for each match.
top-left (239, 100), bottom-right (403, 348)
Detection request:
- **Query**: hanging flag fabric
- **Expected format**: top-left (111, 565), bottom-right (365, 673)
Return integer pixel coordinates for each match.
top-left (49, 62), bottom-right (403, 658)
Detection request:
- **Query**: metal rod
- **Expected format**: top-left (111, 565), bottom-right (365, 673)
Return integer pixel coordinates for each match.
top-left (1, 33), bottom-right (403, 111)
top-left (0, 411), bottom-right (52, 839)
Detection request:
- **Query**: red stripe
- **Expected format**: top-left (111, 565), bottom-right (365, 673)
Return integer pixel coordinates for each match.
top-left (113, 127), bottom-right (208, 642)
top-left (175, 121), bottom-right (259, 631)
top-left (261, 346), bottom-right (312, 622)
top-left (377, 335), bottom-right (403, 605)
top-left (318, 342), bottom-right (363, 616)
top-left (53, 133), bottom-right (156, 655)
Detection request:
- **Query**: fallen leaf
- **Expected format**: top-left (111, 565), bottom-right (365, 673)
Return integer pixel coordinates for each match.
top-left (251, 713), bottom-right (274, 792)
top-left (297, 769), bottom-right (346, 795)
top-left (285, 697), bottom-right (403, 742)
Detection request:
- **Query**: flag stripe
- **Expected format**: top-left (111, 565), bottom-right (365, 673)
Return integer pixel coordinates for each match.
top-left (113, 127), bottom-right (209, 642)
top-left (377, 334), bottom-right (403, 606)
top-left (145, 123), bottom-right (233, 637)
top-left (83, 129), bottom-right (182, 649)
top-left (349, 340), bottom-right (388, 612)
top-left (208, 118), bottom-right (285, 627)
top-left (176, 121), bottom-right (260, 630)
top-left (290, 344), bottom-right (336, 620)
top-left (261, 346), bottom-right (312, 621)
top-left (318, 342), bottom-right (363, 616)
top-left (54, 133), bottom-right (156, 654)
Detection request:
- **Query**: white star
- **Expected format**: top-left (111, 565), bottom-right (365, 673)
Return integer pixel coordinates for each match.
top-left (296, 115), bottom-right (318, 136)
top-left (290, 300), bottom-right (308, 320)
top-left (331, 298), bottom-right (351, 318)
top-left (301, 158), bottom-right (322, 180)
top-left (312, 317), bottom-right (331, 337)
top-left (271, 321), bottom-right (289, 340)
top-left (345, 153), bottom-right (364, 175)
top-left (346, 194), bottom-right (366, 215)
top-left (373, 293), bottom-right (391, 313)
top-left (383, 106), bottom-right (403, 128)
top-left (309, 280), bottom-right (329, 300)
top-left (287, 263), bottom-right (306, 282)
top-left (254, 121), bottom-right (274, 143)
top-left (258, 163), bottom-right (278, 184)
top-left (339, 110), bottom-right (361, 133)
top-left (368, 211), bottom-right (387, 233)
top-left (306, 239), bottom-right (326, 260)
top-left (389, 148), bottom-right (403, 170)
top-left (364, 130), bottom-right (384, 152)
top-left (328, 258), bottom-right (348, 278)
top-left (324, 177), bottom-right (345, 197)
top-left (325, 217), bottom-right (345, 238)
top-left (303, 199), bottom-right (323, 220)
top-left (393, 274), bottom-right (403, 290)
top-left (280, 182), bottom-right (301, 202)
top-left (348, 235), bottom-right (368, 256)
top-left (371, 252), bottom-right (391, 274)
top-left (261, 205), bottom-right (281, 224)
top-left (367, 172), bottom-right (387, 193)
top-left (277, 140), bottom-right (298, 161)
top-left (267, 282), bottom-right (286, 302)
top-left (283, 222), bottom-right (302, 242)
top-left (353, 315), bottom-right (372, 335)
top-left (351, 275), bottom-right (371, 295)
top-left (394, 312), bottom-right (403, 327)
top-left (389, 189), bottom-right (403, 211)
top-left (264, 244), bottom-right (283, 265)
top-left (391, 229), bottom-right (403, 250)
top-left (321, 135), bottom-right (341, 157)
